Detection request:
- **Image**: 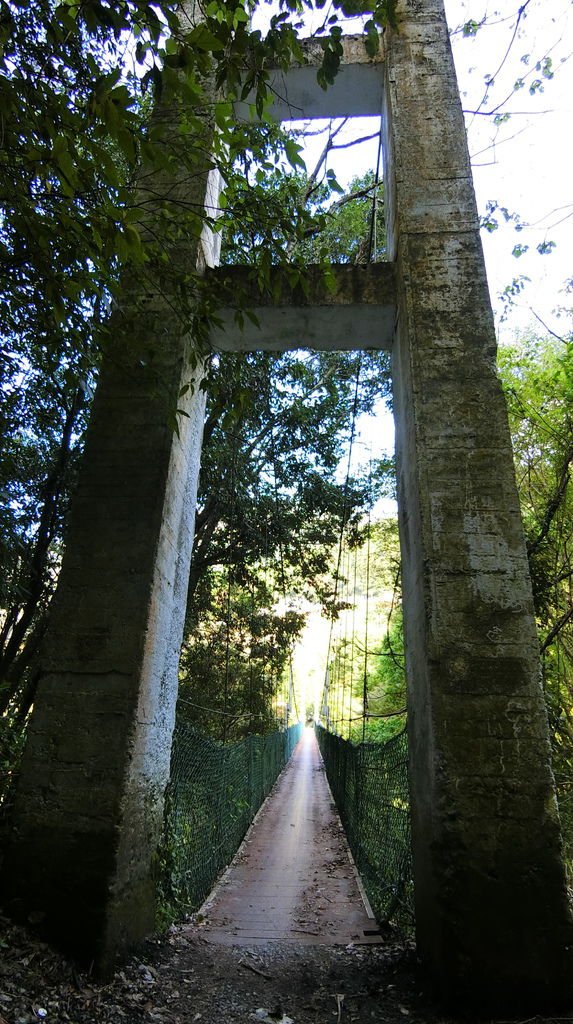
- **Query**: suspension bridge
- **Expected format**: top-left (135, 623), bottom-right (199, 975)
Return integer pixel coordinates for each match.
top-left (185, 727), bottom-right (388, 946)
top-left (2, 0), bottom-right (573, 1011)
top-left (160, 419), bottom-right (413, 941)
top-left (161, 721), bottom-right (412, 944)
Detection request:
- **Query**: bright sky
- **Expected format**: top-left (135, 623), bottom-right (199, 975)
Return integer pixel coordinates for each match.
top-left (252, 2), bottom-right (573, 496)
top-left (253, 2), bottom-right (573, 693)
top-left (446, 0), bottom-right (573, 338)
top-left (256, 1), bottom-right (573, 331)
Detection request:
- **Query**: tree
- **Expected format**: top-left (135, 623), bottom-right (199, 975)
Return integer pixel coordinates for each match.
top-left (0, 0), bottom-right (396, 359)
top-left (0, 345), bottom-right (92, 799)
top-left (179, 345), bottom-right (392, 739)
top-left (320, 516), bottom-right (405, 744)
top-left (221, 123), bottom-right (386, 268)
top-left (0, 0), bottom-right (396, 763)
top-left (179, 572), bottom-right (306, 740)
top-left (177, 128), bottom-right (391, 739)
top-left (0, 356), bottom-right (89, 714)
top-left (498, 326), bottom-right (573, 871)
top-left (446, 0), bottom-right (571, 326)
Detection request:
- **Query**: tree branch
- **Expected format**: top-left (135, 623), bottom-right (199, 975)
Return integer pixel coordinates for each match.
top-left (540, 604), bottom-right (573, 654)
top-left (527, 443), bottom-right (573, 558)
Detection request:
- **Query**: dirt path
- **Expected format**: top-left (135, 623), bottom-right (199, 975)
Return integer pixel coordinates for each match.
top-left (0, 909), bottom-right (417, 1024)
top-left (11, 732), bottom-right (563, 1021)
top-left (0, 732), bottom-right (419, 1023)
top-left (1, 726), bottom-right (568, 1024)
top-left (188, 727), bottom-right (379, 947)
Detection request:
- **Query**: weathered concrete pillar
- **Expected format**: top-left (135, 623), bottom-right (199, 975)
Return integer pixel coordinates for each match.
top-left (383, 0), bottom-right (573, 1006)
top-left (2, 311), bottom-right (206, 971)
top-left (1, 125), bottom-right (220, 971)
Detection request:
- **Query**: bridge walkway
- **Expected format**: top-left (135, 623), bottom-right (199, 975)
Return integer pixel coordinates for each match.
top-left (185, 727), bottom-right (381, 946)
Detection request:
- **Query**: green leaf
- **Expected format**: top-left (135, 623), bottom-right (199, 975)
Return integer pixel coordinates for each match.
top-left (326, 168), bottom-right (344, 194)
top-left (284, 138), bottom-right (306, 172)
top-left (537, 240), bottom-right (556, 256)
top-left (245, 309), bottom-right (260, 328)
top-left (364, 20), bottom-right (380, 57)
top-left (512, 244), bottom-right (529, 258)
top-left (214, 100), bottom-right (233, 132)
top-left (189, 24), bottom-right (226, 52)
top-left (374, 0), bottom-right (398, 29)
top-left (52, 136), bottom-right (77, 190)
top-left (123, 224), bottom-right (143, 257)
top-left (462, 19), bottom-right (480, 37)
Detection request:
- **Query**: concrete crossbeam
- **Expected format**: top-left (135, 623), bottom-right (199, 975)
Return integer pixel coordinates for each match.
top-left (235, 35), bottom-right (384, 122)
top-left (208, 264), bottom-right (395, 352)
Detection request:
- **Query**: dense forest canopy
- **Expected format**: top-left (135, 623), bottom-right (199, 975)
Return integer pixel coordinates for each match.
top-left (0, 0), bottom-right (397, 774)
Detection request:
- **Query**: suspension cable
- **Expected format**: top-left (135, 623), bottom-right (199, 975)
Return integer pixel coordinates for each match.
top-left (362, 452), bottom-right (373, 744)
top-left (367, 124), bottom-right (384, 262)
top-left (269, 392), bottom-right (300, 729)
top-left (323, 356), bottom-right (363, 733)
top-left (223, 430), bottom-right (239, 744)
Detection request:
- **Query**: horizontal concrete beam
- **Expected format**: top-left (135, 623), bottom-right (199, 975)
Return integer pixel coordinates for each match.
top-left (207, 263), bottom-right (396, 352)
top-left (235, 35), bottom-right (384, 122)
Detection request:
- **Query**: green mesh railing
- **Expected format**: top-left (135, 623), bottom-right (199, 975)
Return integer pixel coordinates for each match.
top-left (315, 723), bottom-right (414, 931)
top-left (159, 720), bottom-right (303, 916)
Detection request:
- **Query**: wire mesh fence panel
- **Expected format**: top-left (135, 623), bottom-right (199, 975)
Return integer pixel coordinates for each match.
top-left (315, 724), bottom-right (414, 931)
top-left (159, 720), bottom-right (303, 917)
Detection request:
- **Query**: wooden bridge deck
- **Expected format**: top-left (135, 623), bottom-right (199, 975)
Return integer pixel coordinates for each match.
top-left (185, 727), bottom-right (381, 946)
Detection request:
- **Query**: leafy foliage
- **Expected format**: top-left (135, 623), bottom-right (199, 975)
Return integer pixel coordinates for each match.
top-left (498, 328), bottom-right (573, 872)
top-left (0, 0), bottom-right (371, 368)
top-left (0, 0), bottom-right (392, 765)
top-left (322, 517), bottom-right (405, 744)
top-left (222, 156), bottom-right (385, 267)
top-left (179, 132), bottom-right (390, 740)
top-left (180, 347), bottom-right (392, 740)
top-left (0, 345), bottom-right (92, 742)
top-left (363, 607), bottom-right (406, 743)
top-left (179, 575), bottom-right (306, 742)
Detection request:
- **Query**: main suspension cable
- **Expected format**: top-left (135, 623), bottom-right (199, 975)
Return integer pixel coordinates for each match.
top-left (362, 452), bottom-right (373, 744)
top-left (323, 357), bottom-right (363, 734)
